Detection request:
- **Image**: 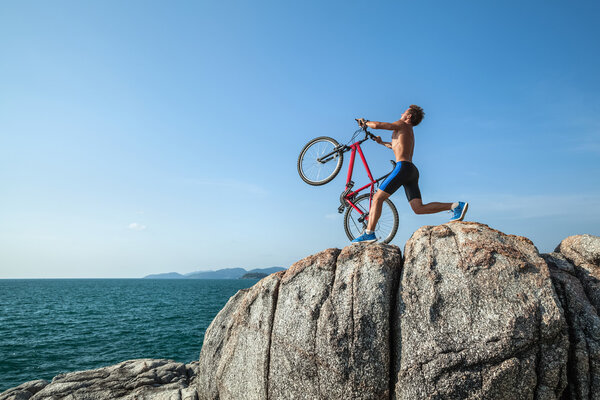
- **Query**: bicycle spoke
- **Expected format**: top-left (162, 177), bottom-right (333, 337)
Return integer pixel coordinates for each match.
top-left (350, 216), bottom-right (366, 234)
top-left (299, 138), bottom-right (340, 184)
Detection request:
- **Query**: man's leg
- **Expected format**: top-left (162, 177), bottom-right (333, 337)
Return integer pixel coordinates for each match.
top-left (409, 198), bottom-right (453, 214)
top-left (367, 190), bottom-right (390, 231)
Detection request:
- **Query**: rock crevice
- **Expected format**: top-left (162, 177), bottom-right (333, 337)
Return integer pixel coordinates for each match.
top-left (542, 249), bottom-right (600, 400)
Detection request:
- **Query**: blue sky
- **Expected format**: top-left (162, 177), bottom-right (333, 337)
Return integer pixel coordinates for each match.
top-left (1, 1), bottom-right (599, 278)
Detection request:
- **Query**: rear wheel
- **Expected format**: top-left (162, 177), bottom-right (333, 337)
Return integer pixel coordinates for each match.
top-left (344, 193), bottom-right (399, 244)
top-left (297, 136), bottom-right (343, 186)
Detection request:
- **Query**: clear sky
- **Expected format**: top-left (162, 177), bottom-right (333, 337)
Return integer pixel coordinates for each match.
top-left (1, 1), bottom-right (599, 278)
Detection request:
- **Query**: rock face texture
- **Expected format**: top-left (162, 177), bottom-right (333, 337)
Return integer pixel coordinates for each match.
top-left (198, 222), bottom-right (600, 400)
top-left (197, 271), bottom-right (283, 400)
top-left (270, 245), bottom-right (401, 400)
top-left (198, 245), bottom-right (403, 400)
top-left (396, 223), bottom-right (568, 400)
top-left (0, 359), bottom-right (198, 400)
top-left (542, 234), bottom-right (600, 400)
top-left (0, 380), bottom-right (48, 400)
top-left (555, 235), bottom-right (600, 314)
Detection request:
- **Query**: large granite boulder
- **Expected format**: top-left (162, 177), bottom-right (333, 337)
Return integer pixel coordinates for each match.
top-left (198, 245), bottom-right (402, 400)
top-left (0, 359), bottom-right (199, 400)
top-left (197, 222), bottom-right (575, 400)
top-left (395, 222), bottom-right (568, 399)
top-left (270, 244), bottom-right (401, 399)
top-left (197, 271), bottom-right (284, 400)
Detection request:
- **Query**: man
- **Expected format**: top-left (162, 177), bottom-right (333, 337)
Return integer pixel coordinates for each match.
top-left (352, 105), bottom-right (468, 243)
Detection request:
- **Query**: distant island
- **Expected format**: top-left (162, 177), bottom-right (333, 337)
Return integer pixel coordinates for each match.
top-left (240, 272), bottom-right (269, 279)
top-left (143, 267), bottom-right (285, 280)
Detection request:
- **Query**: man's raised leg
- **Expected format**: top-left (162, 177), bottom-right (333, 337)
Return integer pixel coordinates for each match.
top-left (409, 198), bottom-right (452, 214)
top-left (410, 199), bottom-right (469, 221)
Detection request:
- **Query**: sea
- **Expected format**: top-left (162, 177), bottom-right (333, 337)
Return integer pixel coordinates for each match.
top-left (0, 278), bottom-right (260, 393)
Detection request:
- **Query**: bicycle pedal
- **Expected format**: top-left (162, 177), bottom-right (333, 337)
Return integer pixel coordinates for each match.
top-left (338, 205), bottom-right (345, 214)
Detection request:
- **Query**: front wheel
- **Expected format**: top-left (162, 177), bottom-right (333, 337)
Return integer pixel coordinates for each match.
top-left (297, 136), bottom-right (344, 186)
top-left (344, 193), bottom-right (399, 244)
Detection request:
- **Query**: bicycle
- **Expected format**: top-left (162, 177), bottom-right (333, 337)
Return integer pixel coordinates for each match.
top-left (297, 121), bottom-right (399, 244)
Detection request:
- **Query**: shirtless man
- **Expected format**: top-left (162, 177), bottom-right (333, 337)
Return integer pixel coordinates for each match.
top-left (352, 105), bottom-right (468, 243)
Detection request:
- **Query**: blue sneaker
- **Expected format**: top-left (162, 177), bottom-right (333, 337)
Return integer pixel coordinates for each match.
top-left (352, 232), bottom-right (377, 243)
top-left (450, 201), bottom-right (468, 221)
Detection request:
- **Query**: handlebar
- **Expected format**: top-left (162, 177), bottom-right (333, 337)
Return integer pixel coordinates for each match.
top-left (354, 119), bottom-right (376, 141)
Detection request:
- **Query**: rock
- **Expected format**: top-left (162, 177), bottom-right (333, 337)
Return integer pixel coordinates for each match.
top-left (267, 248), bottom-right (340, 400)
top-left (395, 222), bottom-right (569, 399)
top-left (198, 245), bottom-right (403, 399)
top-left (198, 271), bottom-right (284, 400)
top-left (543, 252), bottom-right (600, 400)
top-left (0, 359), bottom-right (199, 400)
top-left (556, 234), bottom-right (600, 314)
top-left (0, 380), bottom-right (48, 400)
top-left (5, 225), bottom-right (599, 400)
top-left (270, 244), bottom-right (402, 399)
top-left (198, 222), bottom-right (578, 400)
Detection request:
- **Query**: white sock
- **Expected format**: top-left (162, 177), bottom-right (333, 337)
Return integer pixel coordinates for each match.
top-left (366, 230), bottom-right (374, 234)
top-left (451, 202), bottom-right (459, 210)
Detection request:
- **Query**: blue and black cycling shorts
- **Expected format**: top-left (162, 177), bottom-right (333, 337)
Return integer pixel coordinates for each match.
top-left (379, 161), bottom-right (422, 201)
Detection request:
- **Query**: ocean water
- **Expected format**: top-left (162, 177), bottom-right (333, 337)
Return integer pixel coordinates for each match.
top-left (0, 279), bottom-right (260, 392)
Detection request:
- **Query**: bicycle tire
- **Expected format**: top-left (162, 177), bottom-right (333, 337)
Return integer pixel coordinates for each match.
top-left (297, 136), bottom-right (344, 186)
top-left (343, 193), bottom-right (399, 244)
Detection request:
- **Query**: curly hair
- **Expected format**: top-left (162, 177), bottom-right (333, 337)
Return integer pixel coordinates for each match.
top-left (407, 105), bottom-right (425, 126)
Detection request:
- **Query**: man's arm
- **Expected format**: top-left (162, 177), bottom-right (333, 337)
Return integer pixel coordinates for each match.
top-left (366, 120), bottom-right (402, 131)
top-left (373, 136), bottom-right (393, 149)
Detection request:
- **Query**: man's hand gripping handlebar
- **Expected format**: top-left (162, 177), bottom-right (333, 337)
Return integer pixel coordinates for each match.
top-left (355, 118), bottom-right (383, 144)
top-left (355, 118), bottom-right (369, 128)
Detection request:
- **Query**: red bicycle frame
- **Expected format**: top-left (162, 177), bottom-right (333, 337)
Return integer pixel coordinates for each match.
top-left (343, 141), bottom-right (377, 216)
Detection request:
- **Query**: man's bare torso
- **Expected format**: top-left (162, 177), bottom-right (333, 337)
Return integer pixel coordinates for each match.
top-left (391, 120), bottom-right (415, 163)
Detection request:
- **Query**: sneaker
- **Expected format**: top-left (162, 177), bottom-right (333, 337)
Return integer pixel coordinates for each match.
top-left (352, 232), bottom-right (377, 244)
top-left (450, 201), bottom-right (468, 221)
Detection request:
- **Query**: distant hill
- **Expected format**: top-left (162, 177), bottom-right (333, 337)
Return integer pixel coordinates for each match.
top-left (143, 267), bottom-right (285, 280)
top-left (185, 268), bottom-right (247, 280)
top-left (142, 272), bottom-right (185, 279)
